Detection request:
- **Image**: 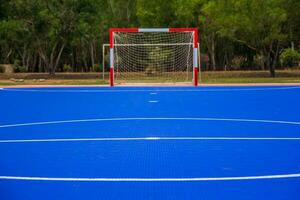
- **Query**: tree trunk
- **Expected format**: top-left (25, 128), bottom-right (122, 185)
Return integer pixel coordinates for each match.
top-left (270, 42), bottom-right (280, 77)
top-left (269, 63), bottom-right (275, 77)
top-left (33, 53), bottom-right (38, 72)
top-left (38, 56), bottom-right (42, 72)
top-left (90, 42), bottom-right (95, 69)
top-left (21, 50), bottom-right (27, 69)
top-left (49, 42), bottom-right (58, 75)
top-left (266, 43), bottom-right (275, 77)
top-left (83, 56), bottom-right (88, 72)
top-left (224, 52), bottom-right (229, 71)
top-left (71, 49), bottom-right (75, 72)
top-left (260, 51), bottom-right (265, 70)
top-left (53, 43), bottom-right (65, 72)
top-left (211, 37), bottom-right (216, 70)
top-left (204, 33), bottom-right (217, 71)
top-left (5, 49), bottom-right (12, 63)
top-left (49, 67), bottom-right (55, 75)
top-left (38, 41), bottom-right (65, 75)
top-left (37, 43), bottom-right (51, 74)
top-left (26, 55), bottom-right (30, 71)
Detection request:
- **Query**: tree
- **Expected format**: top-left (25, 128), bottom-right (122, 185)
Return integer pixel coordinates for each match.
top-left (280, 48), bottom-right (300, 67)
top-left (0, 19), bottom-right (29, 64)
top-left (136, 0), bottom-right (176, 27)
top-left (284, 0), bottom-right (300, 50)
top-left (0, 0), bottom-right (299, 75)
top-left (203, 0), bottom-right (287, 76)
top-left (173, 0), bottom-right (222, 70)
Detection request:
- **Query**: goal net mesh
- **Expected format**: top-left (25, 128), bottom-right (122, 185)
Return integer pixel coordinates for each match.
top-left (113, 32), bottom-right (194, 84)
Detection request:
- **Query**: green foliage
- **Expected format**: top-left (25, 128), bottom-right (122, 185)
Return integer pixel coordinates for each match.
top-left (145, 66), bottom-right (161, 76)
top-left (13, 60), bottom-right (26, 72)
top-left (0, 0), bottom-right (299, 76)
top-left (0, 19), bottom-right (28, 48)
top-left (13, 60), bottom-right (21, 71)
top-left (93, 64), bottom-right (103, 72)
top-left (200, 0), bottom-right (289, 75)
top-left (143, 48), bottom-right (171, 75)
top-left (136, 0), bottom-right (176, 26)
top-left (280, 48), bottom-right (300, 67)
top-left (203, 0), bottom-right (287, 46)
top-left (231, 56), bottom-right (246, 70)
top-left (284, 0), bottom-right (300, 43)
top-left (63, 64), bottom-right (72, 72)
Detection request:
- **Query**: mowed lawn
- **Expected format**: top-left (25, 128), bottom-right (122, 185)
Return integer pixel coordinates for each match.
top-left (0, 70), bottom-right (300, 86)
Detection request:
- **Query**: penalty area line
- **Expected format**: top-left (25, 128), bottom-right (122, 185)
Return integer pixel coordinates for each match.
top-left (1, 173), bottom-right (300, 182)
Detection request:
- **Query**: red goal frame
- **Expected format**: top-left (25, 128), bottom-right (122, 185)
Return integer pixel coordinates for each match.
top-left (109, 28), bottom-right (199, 86)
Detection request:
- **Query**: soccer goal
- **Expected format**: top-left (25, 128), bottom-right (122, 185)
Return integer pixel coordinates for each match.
top-left (109, 28), bottom-right (199, 86)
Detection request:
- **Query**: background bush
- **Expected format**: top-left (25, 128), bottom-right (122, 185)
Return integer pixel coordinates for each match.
top-left (93, 64), bottom-right (103, 72)
top-left (13, 60), bottom-right (27, 73)
top-left (63, 64), bottom-right (72, 72)
top-left (280, 49), bottom-right (300, 68)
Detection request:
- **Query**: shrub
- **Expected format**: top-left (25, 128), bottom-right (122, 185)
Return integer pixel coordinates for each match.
top-left (280, 48), bottom-right (300, 68)
top-left (13, 60), bottom-right (27, 72)
top-left (63, 64), bottom-right (72, 72)
top-left (145, 66), bottom-right (160, 76)
top-left (230, 56), bottom-right (246, 70)
top-left (93, 64), bottom-right (103, 72)
top-left (254, 55), bottom-right (264, 69)
top-left (13, 59), bottom-right (21, 71)
top-left (18, 66), bottom-right (27, 72)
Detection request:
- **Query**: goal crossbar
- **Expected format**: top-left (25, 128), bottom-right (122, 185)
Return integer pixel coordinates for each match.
top-left (113, 43), bottom-right (193, 47)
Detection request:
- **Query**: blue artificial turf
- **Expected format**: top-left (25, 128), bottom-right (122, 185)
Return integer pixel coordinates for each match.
top-left (0, 86), bottom-right (300, 200)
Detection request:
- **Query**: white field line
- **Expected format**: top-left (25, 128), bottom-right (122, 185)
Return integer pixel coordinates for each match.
top-left (1, 173), bottom-right (300, 182)
top-left (148, 100), bottom-right (159, 103)
top-left (1, 117), bottom-right (300, 129)
top-left (1, 137), bottom-right (300, 143)
top-left (1, 86), bottom-right (300, 93)
top-left (150, 92), bottom-right (157, 95)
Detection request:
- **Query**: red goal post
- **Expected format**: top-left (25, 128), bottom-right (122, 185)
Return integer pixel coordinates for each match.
top-left (109, 28), bottom-right (199, 86)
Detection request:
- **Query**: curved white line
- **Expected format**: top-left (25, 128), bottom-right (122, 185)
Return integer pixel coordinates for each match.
top-left (1, 86), bottom-right (300, 93)
top-left (1, 137), bottom-right (300, 143)
top-left (1, 117), bottom-right (300, 129)
top-left (1, 173), bottom-right (300, 182)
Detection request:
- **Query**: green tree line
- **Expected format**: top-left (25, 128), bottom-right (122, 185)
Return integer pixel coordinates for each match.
top-left (0, 0), bottom-right (299, 76)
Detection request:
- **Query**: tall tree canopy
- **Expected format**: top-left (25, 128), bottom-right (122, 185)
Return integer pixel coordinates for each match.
top-left (0, 0), bottom-right (299, 75)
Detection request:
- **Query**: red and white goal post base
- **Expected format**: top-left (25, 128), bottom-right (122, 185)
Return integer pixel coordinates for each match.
top-left (109, 28), bottom-right (199, 86)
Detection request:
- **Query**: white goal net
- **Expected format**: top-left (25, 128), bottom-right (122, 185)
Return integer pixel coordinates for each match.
top-left (109, 28), bottom-right (199, 86)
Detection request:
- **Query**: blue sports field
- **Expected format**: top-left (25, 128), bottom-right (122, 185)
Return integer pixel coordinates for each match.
top-left (0, 86), bottom-right (300, 200)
